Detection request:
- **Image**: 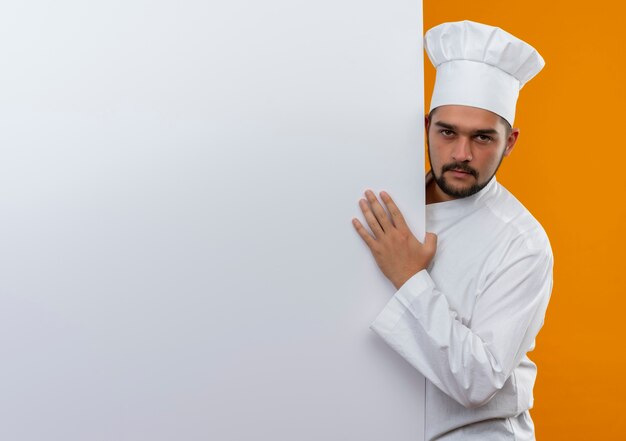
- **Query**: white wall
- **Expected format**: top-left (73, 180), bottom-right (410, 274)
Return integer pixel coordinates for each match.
top-left (0, 1), bottom-right (426, 440)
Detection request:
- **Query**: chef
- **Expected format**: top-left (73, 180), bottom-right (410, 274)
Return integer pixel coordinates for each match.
top-left (352, 20), bottom-right (553, 440)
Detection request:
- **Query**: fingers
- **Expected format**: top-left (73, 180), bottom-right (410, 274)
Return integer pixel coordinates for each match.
top-left (380, 191), bottom-right (409, 230)
top-left (358, 196), bottom-right (384, 238)
top-left (364, 190), bottom-right (393, 232)
top-left (352, 218), bottom-right (377, 249)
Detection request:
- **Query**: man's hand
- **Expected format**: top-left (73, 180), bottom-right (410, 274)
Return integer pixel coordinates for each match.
top-left (352, 189), bottom-right (437, 290)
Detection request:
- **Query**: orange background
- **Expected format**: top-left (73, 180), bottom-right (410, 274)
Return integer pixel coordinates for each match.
top-left (423, 2), bottom-right (626, 439)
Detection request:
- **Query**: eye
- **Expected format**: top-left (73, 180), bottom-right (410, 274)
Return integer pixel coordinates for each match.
top-left (440, 129), bottom-right (455, 137)
top-left (475, 134), bottom-right (493, 143)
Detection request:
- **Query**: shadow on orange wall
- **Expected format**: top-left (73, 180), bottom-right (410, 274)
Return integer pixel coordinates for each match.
top-left (424, 2), bottom-right (626, 439)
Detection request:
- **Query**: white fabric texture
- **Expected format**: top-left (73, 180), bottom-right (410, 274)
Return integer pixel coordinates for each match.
top-left (370, 175), bottom-right (553, 441)
top-left (425, 20), bottom-right (545, 125)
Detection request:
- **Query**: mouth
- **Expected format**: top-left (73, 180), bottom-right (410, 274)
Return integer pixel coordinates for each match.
top-left (441, 163), bottom-right (478, 179)
top-left (446, 168), bottom-right (475, 178)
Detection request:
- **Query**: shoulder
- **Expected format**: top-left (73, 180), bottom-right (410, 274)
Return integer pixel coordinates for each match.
top-left (475, 182), bottom-right (554, 296)
top-left (484, 180), bottom-right (552, 256)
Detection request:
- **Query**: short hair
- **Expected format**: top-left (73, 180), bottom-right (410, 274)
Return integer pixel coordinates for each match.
top-left (428, 107), bottom-right (512, 138)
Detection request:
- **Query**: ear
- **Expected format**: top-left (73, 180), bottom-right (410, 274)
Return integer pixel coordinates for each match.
top-left (425, 114), bottom-right (430, 131)
top-left (503, 128), bottom-right (520, 157)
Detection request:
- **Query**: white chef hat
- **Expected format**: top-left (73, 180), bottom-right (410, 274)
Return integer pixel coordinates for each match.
top-left (424, 20), bottom-right (545, 126)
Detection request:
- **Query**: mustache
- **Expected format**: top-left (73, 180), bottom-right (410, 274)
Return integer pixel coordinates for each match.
top-left (441, 162), bottom-right (478, 178)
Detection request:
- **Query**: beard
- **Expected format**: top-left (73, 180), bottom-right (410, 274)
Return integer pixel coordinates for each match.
top-left (427, 143), bottom-right (506, 199)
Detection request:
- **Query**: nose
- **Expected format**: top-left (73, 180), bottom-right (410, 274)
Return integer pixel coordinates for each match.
top-left (451, 136), bottom-right (473, 162)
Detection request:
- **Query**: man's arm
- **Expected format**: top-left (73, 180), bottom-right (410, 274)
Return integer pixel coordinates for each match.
top-left (370, 238), bottom-right (553, 408)
top-left (352, 189), bottom-right (553, 408)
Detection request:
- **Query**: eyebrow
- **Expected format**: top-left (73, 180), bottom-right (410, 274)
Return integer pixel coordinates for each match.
top-left (433, 121), bottom-right (499, 136)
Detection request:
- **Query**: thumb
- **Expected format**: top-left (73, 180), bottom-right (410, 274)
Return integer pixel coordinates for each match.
top-left (423, 232), bottom-right (438, 256)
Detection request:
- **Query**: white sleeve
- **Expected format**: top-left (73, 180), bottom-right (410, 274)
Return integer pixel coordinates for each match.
top-left (369, 237), bottom-right (553, 409)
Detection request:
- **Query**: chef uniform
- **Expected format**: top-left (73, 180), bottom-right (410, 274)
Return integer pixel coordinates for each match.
top-left (370, 21), bottom-right (553, 441)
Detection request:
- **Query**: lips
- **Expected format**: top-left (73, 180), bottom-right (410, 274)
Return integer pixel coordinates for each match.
top-left (441, 163), bottom-right (478, 178)
top-left (446, 168), bottom-right (473, 176)
top-left (447, 170), bottom-right (474, 179)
